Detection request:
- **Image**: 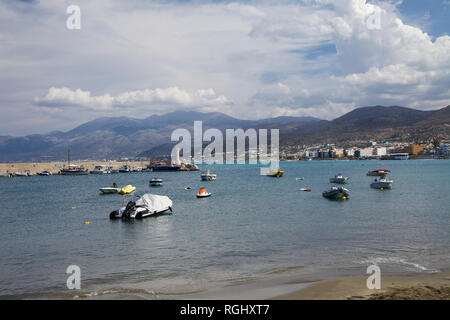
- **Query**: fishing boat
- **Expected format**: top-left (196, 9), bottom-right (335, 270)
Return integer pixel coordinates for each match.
top-left (109, 194), bottom-right (173, 219)
top-left (201, 169), bottom-right (216, 181)
top-left (322, 186), bottom-right (349, 200)
top-left (367, 169), bottom-right (390, 176)
top-left (370, 177), bottom-right (393, 189)
top-left (99, 187), bottom-right (120, 194)
top-left (60, 150), bottom-right (88, 175)
top-left (90, 165), bottom-right (110, 174)
top-left (37, 171), bottom-right (52, 176)
top-left (266, 169), bottom-right (284, 177)
top-left (329, 173), bottom-right (349, 184)
top-left (196, 188), bottom-right (211, 198)
top-left (60, 164), bottom-right (88, 175)
top-left (149, 178), bottom-right (163, 187)
top-left (118, 185), bottom-right (136, 195)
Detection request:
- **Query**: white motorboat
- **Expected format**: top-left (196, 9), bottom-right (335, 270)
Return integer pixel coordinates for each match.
top-left (90, 165), bottom-right (110, 174)
top-left (370, 177), bottom-right (393, 189)
top-left (109, 194), bottom-right (173, 219)
top-left (13, 171), bottom-right (30, 177)
top-left (37, 171), bottom-right (52, 176)
top-left (118, 165), bottom-right (131, 173)
top-left (201, 169), bottom-right (216, 181)
top-left (149, 178), bottom-right (163, 187)
top-left (99, 187), bottom-right (120, 194)
top-left (329, 173), bottom-right (348, 184)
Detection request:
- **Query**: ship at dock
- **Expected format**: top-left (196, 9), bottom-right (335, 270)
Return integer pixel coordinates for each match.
top-left (148, 162), bottom-right (182, 172)
top-left (59, 149), bottom-right (88, 175)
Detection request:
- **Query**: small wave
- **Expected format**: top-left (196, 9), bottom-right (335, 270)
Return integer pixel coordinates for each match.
top-left (267, 265), bottom-right (305, 275)
top-left (356, 256), bottom-right (439, 273)
top-left (73, 288), bottom-right (157, 299)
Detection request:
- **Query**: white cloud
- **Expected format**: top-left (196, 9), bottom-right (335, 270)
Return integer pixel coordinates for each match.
top-left (34, 87), bottom-right (232, 111)
top-left (226, 2), bottom-right (266, 18)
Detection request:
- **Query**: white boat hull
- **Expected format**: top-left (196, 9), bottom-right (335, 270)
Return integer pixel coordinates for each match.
top-left (201, 175), bottom-right (216, 181)
top-left (370, 181), bottom-right (393, 189)
top-left (196, 193), bottom-right (212, 198)
top-left (99, 187), bottom-right (120, 194)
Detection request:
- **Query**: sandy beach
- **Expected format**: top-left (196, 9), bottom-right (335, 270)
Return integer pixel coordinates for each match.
top-left (272, 271), bottom-right (450, 300)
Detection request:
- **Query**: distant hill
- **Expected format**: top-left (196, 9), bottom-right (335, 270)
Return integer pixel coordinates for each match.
top-left (0, 106), bottom-right (448, 162)
top-left (281, 105), bottom-right (450, 147)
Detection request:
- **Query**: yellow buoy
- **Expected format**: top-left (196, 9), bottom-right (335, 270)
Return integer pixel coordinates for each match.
top-left (72, 206), bottom-right (77, 210)
top-left (85, 221), bottom-right (90, 225)
top-left (380, 187), bottom-right (384, 191)
top-left (342, 196), bottom-right (347, 200)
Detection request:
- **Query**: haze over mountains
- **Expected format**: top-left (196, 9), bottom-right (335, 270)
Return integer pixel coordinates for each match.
top-left (0, 106), bottom-right (448, 162)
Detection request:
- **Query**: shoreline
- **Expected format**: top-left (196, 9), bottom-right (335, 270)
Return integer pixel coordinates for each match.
top-left (271, 270), bottom-right (450, 300)
top-left (1, 158), bottom-right (448, 176)
top-left (3, 270), bottom-right (449, 300)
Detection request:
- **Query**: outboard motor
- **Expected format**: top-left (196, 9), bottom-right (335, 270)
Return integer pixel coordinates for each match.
top-left (121, 201), bottom-right (136, 219)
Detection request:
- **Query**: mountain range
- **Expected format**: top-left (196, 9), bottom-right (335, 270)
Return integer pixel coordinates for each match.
top-left (0, 106), bottom-right (448, 162)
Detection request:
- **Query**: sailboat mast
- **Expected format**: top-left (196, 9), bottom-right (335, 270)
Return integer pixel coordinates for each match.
top-left (68, 149), bottom-right (70, 167)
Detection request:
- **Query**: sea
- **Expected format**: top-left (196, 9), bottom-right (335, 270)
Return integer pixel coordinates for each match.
top-left (0, 160), bottom-right (449, 299)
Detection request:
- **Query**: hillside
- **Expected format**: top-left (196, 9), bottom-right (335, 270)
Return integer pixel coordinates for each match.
top-left (280, 105), bottom-right (450, 147)
top-left (0, 106), bottom-right (448, 162)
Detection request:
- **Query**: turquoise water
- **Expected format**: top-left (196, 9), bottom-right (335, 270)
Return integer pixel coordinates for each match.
top-left (0, 160), bottom-right (449, 298)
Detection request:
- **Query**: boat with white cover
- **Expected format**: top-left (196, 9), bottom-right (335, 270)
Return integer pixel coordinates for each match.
top-left (109, 194), bottom-right (173, 219)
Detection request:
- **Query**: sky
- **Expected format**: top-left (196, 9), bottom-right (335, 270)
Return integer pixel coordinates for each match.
top-left (0, 0), bottom-right (449, 136)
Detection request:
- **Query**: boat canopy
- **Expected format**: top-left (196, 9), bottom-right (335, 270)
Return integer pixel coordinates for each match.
top-left (135, 194), bottom-right (172, 213)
